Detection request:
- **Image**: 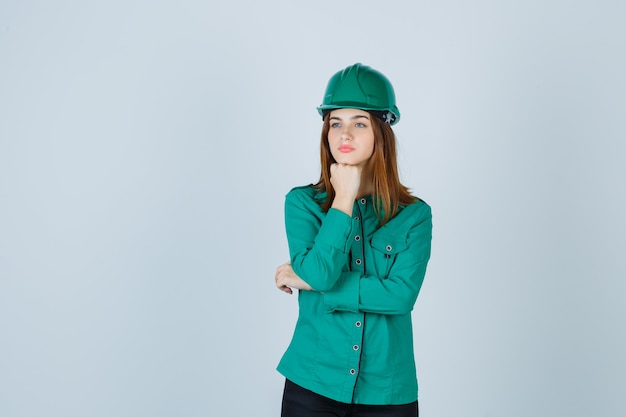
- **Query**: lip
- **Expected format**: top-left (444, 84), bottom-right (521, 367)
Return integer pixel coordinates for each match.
top-left (338, 145), bottom-right (355, 153)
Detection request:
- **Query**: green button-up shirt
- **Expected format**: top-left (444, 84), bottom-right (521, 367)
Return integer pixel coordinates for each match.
top-left (277, 185), bottom-right (432, 405)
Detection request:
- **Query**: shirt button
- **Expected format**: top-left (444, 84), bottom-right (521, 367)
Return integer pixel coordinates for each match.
top-left (360, 198), bottom-right (366, 205)
top-left (354, 235), bottom-right (361, 241)
top-left (353, 345), bottom-right (360, 351)
top-left (349, 369), bottom-right (356, 375)
top-left (354, 216), bottom-right (360, 221)
top-left (355, 259), bottom-right (362, 265)
top-left (355, 321), bottom-right (362, 327)
top-left (386, 245), bottom-right (393, 252)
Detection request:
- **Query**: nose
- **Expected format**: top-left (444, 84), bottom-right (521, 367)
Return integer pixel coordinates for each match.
top-left (340, 126), bottom-right (353, 141)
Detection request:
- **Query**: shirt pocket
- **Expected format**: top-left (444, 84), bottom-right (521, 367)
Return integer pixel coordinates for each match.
top-left (370, 232), bottom-right (408, 278)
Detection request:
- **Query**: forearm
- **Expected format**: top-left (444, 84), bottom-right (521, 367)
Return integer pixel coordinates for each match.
top-left (285, 189), bottom-right (355, 291)
top-left (323, 262), bottom-right (428, 315)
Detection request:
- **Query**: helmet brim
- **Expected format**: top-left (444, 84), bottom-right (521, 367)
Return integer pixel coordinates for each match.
top-left (316, 104), bottom-right (401, 126)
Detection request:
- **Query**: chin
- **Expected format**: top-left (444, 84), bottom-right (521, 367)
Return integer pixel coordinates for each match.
top-left (335, 158), bottom-right (358, 165)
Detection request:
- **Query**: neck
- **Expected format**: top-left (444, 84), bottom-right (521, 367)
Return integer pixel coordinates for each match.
top-left (357, 170), bottom-right (374, 198)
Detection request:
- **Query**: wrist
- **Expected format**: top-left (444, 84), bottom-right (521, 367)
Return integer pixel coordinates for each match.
top-left (331, 196), bottom-right (354, 216)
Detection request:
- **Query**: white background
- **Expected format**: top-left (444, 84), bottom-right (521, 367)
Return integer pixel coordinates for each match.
top-left (1, 1), bottom-right (625, 416)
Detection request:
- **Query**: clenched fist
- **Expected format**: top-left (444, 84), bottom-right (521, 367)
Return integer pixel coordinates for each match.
top-left (275, 262), bottom-right (313, 294)
top-left (330, 163), bottom-right (362, 216)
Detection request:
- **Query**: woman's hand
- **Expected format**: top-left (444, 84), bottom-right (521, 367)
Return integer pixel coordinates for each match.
top-left (330, 163), bottom-right (362, 215)
top-left (275, 262), bottom-right (313, 294)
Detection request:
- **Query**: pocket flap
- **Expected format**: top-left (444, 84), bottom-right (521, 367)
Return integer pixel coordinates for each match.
top-left (371, 232), bottom-right (408, 255)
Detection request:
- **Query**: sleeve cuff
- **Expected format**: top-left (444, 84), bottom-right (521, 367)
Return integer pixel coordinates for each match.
top-left (323, 271), bottom-right (360, 313)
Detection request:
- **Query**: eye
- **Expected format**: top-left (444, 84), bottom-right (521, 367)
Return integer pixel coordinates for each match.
top-left (330, 122), bottom-right (341, 128)
top-left (355, 122), bottom-right (367, 128)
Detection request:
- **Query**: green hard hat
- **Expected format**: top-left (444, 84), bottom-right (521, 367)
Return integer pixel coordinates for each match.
top-left (317, 63), bottom-right (400, 125)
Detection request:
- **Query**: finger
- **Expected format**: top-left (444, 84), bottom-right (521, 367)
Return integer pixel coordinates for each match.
top-left (276, 274), bottom-right (289, 290)
top-left (278, 284), bottom-right (293, 295)
top-left (275, 262), bottom-right (288, 279)
top-left (276, 269), bottom-right (286, 283)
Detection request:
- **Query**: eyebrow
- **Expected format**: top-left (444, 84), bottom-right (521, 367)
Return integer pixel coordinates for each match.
top-left (329, 115), bottom-right (370, 121)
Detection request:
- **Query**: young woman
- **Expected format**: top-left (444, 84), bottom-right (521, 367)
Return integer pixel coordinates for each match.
top-left (275, 63), bottom-right (432, 417)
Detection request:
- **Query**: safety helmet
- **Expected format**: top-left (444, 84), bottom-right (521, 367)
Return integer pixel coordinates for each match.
top-left (317, 63), bottom-right (400, 125)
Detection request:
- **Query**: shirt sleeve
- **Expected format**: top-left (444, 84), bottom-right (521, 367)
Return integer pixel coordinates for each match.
top-left (323, 203), bottom-right (432, 315)
top-left (285, 188), bottom-right (353, 292)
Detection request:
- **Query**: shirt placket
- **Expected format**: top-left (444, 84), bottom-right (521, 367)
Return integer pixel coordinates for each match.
top-left (345, 197), bottom-right (368, 400)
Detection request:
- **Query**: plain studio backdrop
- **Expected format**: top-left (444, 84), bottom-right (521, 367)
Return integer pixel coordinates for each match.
top-left (1, 1), bottom-right (625, 416)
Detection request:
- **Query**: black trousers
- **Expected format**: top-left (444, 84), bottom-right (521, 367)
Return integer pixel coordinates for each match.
top-left (281, 379), bottom-right (418, 417)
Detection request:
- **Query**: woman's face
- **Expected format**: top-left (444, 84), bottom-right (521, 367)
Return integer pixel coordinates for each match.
top-left (327, 108), bottom-right (375, 167)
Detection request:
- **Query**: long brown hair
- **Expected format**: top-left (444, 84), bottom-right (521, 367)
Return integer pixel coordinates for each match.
top-left (314, 112), bottom-right (417, 226)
